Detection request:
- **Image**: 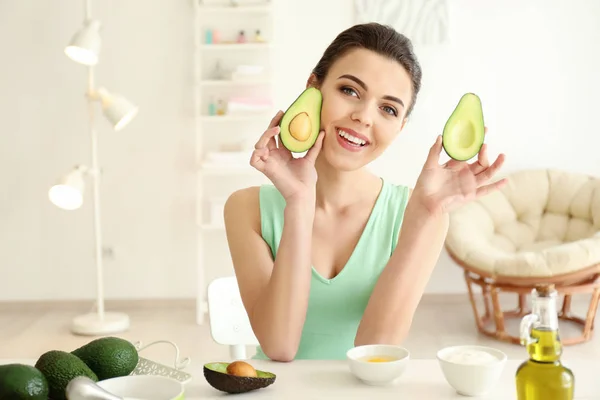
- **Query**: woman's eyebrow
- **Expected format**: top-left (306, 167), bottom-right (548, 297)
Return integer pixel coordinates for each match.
top-left (337, 74), bottom-right (405, 108)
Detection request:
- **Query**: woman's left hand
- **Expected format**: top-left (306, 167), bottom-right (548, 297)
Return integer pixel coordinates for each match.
top-left (412, 127), bottom-right (507, 216)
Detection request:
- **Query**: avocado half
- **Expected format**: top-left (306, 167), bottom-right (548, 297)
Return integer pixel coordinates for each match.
top-left (442, 92), bottom-right (485, 161)
top-left (203, 362), bottom-right (276, 394)
top-left (279, 87), bottom-right (323, 153)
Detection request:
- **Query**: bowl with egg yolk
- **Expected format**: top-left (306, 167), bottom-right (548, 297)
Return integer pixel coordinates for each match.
top-left (346, 344), bottom-right (410, 385)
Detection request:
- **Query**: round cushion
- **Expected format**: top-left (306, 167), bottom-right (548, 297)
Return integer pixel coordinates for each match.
top-left (445, 169), bottom-right (600, 278)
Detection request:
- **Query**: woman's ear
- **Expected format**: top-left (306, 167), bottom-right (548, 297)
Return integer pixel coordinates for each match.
top-left (306, 73), bottom-right (319, 89)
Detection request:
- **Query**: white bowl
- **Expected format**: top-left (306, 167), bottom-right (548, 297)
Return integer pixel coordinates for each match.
top-left (346, 344), bottom-right (410, 386)
top-left (437, 345), bottom-right (507, 397)
top-left (97, 375), bottom-right (185, 400)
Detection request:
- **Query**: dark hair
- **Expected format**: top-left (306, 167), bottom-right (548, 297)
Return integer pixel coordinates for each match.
top-left (311, 22), bottom-right (422, 117)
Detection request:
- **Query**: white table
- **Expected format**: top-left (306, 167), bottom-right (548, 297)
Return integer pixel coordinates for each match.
top-left (2, 358), bottom-right (599, 399)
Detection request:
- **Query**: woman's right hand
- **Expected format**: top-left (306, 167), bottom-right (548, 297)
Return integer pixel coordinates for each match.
top-left (250, 110), bottom-right (325, 202)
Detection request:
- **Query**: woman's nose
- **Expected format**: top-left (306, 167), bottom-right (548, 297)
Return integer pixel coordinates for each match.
top-left (350, 104), bottom-right (373, 127)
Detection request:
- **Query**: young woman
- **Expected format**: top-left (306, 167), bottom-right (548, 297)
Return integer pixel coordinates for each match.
top-left (223, 22), bottom-right (506, 362)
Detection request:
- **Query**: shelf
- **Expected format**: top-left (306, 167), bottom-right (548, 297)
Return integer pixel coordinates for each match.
top-left (200, 79), bottom-right (272, 86)
top-left (194, 0), bottom-right (275, 324)
top-left (200, 43), bottom-right (272, 50)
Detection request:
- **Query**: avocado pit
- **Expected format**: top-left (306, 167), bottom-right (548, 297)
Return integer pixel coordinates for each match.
top-left (289, 112), bottom-right (311, 142)
top-left (226, 360), bottom-right (257, 377)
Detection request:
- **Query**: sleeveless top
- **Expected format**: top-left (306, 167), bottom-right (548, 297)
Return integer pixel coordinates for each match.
top-left (253, 178), bottom-right (411, 360)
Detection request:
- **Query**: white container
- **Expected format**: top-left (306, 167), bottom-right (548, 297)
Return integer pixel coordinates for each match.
top-left (346, 344), bottom-right (410, 386)
top-left (97, 375), bottom-right (184, 400)
top-left (436, 345), bottom-right (507, 397)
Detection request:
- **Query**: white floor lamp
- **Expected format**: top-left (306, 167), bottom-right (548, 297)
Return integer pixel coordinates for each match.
top-left (48, 0), bottom-right (139, 336)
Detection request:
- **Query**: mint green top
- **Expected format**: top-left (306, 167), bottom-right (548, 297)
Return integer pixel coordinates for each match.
top-left (253, 179), bottom-right (411, 360)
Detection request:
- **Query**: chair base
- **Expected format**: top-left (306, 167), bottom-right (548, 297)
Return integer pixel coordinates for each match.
top-left (463, 270), bottom-right (600, 345)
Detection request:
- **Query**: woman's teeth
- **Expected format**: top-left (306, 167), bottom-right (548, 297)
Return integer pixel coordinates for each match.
top-left (337, 129), bottom-right (367, 146)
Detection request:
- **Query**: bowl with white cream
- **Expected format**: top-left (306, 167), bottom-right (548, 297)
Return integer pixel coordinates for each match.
top-left (436, 345), bottom-right (507, 397)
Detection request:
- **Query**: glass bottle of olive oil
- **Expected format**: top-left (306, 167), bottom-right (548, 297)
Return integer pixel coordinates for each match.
top-left (516, 284), bottom-right (574, 400)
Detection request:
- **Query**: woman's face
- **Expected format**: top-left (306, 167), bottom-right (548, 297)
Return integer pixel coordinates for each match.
top-left (310, 47), bottom-right (413, 171)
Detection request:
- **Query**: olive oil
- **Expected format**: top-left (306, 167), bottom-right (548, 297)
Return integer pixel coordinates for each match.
top-left (516, 285), bottom-right (574, 400)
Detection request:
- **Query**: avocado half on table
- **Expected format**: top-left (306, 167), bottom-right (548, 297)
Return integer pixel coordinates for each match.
top-left (442, 92), bottom-right (485, 161)
top-left (204, 361), bottom-right (276, 394)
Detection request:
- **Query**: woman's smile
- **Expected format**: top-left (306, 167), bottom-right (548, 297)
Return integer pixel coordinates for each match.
top-left (335, 127), bottom-right (370, 152)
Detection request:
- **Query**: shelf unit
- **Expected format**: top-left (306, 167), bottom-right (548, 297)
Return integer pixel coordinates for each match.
top-left (193, 0), bottom-right (275, 324)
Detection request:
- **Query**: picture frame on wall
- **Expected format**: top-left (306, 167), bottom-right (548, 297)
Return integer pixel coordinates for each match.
top-left (354, 0), bottom-right (449, 45)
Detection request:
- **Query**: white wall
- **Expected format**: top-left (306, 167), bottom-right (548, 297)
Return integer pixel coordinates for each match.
top-left (368, 0), bottom-right (600, 292)
top-left (0, 0), bottom-right (599, 301)
top-left (0, 0), bottom-right (198, 301)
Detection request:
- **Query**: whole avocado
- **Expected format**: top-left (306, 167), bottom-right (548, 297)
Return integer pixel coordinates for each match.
top-left (0, 363), bottom-right (49, 400)
top-left (34, 350), bottom-right (97, 400)
top-left (72, 336), bottom-right (139, 380)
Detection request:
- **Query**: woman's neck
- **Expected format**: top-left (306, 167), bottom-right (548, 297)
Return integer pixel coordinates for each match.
top-left (314, 155), bottom-right (381, 214)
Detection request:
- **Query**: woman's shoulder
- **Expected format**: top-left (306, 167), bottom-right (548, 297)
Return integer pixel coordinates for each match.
top-left (223, 184), bottom-right (285, 224)
top-left (223, 186), bottom-right (262, 233)
top-left (224, 186), bottom-right (260, 209)
top-left (383, 180), bottom-right (413, 204)
top-left (378, 180), bottom-right (413, 250)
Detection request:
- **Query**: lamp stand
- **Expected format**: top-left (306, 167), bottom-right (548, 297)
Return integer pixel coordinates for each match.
top-left (70, 0), bottom-right (130, 336)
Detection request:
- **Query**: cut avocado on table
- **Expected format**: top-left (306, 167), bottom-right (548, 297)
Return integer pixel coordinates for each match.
top-left (0, 363), bottom-right (49, 400)
top-left (72, 336), bottom-right (139, 380)
top-left (279, 87), bottom-right (322, 153)
top-left (204, 361), bottom-right (276, 394)
top-left (442, 92), bottom-right (485, 161)
top-left (34, 350), bottom-right (98, 400)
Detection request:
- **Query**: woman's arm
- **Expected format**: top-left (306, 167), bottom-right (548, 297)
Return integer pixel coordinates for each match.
top-left (354, 196), bottom-right (449, 346)
top-left (355, 134), bottom-right (505, 346)
top-left (223, 187), bottom-right (315, 362)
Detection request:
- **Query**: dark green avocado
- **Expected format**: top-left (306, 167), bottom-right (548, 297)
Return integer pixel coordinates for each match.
top-left (34, 350), bottom-right (98, 400)
top-left (0, 363), bottom-right (49, 400)
top-left (203, 362), bottom-right (276, 394)
top-left (71, 336), bottom-right (139, 380)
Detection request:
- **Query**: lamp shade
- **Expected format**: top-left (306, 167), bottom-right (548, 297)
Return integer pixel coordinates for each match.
top-left (49, 166), bottom-right (86, 210)
top-left (97, 87), bottom-right (139, 131)
top-left (65, 19), bottom-right (102, 66)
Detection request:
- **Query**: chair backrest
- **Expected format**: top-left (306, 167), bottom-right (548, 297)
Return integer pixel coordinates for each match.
top-left (207, 276), bottom-right (258, 359)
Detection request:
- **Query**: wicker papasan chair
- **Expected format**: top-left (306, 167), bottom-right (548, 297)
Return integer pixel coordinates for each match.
top-left (445, 169), bottom-right (600, 345)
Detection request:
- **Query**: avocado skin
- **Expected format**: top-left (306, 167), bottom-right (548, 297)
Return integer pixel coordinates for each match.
top-left (34, 350), bottom-right (98, 400)
top-left (442, 92), bottom-right (485, 161)
top-left (72, 336), bottom-right (139, 380)
top-left (0, 363), bottom-right (49, 400)
top-left (279, 87), bottom-right (323, 153)
top-left (203, 362), bottom-right (276, 394)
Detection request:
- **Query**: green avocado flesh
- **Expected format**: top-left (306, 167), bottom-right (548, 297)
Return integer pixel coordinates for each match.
top-left (279, 87), bottom-right (322, 153)
top-left (203, 362), bottom-right (276, 394)
top-left (442, 92), bottom-right (485, 161)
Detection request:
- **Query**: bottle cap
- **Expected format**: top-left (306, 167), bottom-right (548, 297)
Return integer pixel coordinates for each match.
top-left (534, 284), bottom-right (555, 296)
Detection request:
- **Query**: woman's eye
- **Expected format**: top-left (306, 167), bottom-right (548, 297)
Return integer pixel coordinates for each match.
top-left (341, 87), bottom-right (358, 97)
top-left (382, 106), bottom-right (398, 116)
